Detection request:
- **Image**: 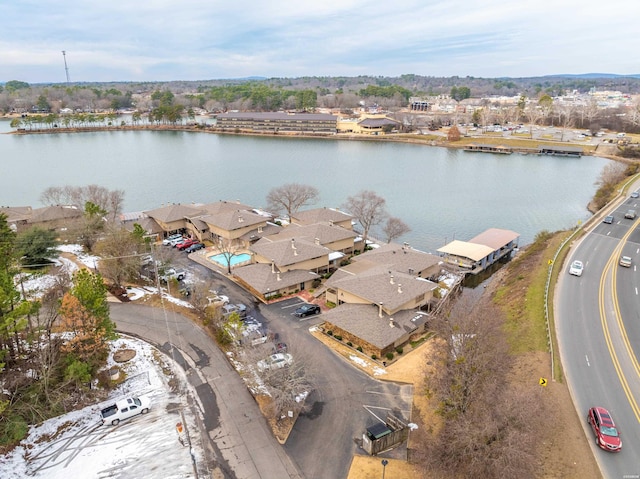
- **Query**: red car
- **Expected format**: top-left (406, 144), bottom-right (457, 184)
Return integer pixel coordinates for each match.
top-left (176, 239), bottom-right (197, 251)
top-left (588, 407), bottom-right (622, 452)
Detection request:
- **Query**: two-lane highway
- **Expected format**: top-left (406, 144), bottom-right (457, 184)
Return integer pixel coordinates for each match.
top-left (557, 198), bottom-right (640, 478)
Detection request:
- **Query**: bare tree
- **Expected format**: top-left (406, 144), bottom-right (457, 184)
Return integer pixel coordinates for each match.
top-left (342, 190), bottom-right (388, 252)
top-left (93, 225), bottom-right (147, 287)
top-left (266, 183), bottom-right (320, 219)
top-left (414, 295), bottom-right (542, 478)
top-left (250, 343), bottom-right (315, 420)
top-left (382, 217), bottom-right (411, 243)
top-left (39, 185), bottom-right (124, 223)
top-left (214, 236), bottom-right (243, 274)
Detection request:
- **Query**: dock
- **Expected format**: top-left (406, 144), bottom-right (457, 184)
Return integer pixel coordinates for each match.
top-left (464, 143), bottom-right (582, 157)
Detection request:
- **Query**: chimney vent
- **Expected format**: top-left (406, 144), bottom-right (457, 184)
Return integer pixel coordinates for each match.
top-left (389, 319), bottom-right (394, 328)
top-left (390, 275), bottom-right (394, 285)
top-left (398, 284), bottom-right (402, 294)
top-left (314, 237), bottom-right (320, 245)
top-left (276, 272), bottom-right (281, 281)
top-left (238, 215), bottom-right (244, 223)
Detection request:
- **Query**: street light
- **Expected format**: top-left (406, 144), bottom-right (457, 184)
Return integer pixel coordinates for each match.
top-left (381, 459), bottom-right (388, 479)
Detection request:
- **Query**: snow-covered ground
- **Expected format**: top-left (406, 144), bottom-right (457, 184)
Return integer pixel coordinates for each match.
top-left (0, 337), bottom-right (208, 479)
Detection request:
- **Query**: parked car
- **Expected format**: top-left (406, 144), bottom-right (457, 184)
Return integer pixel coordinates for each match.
top-left (167, 236), bottom-right (187, 247)
top-left (140, 254), bottom-right (154, 266)
top-left (294, 303), bottom-right (321, 317)
top-left (101, 396), bottom-right (151, 426)
top-left (619, 255), bottom-right (632, 267)
top-left (603, 215), bottom-right (614, 224)
top-left (222, 303), bottom-right (247, 320)
top-left (568, 260), bottom-right (584, 276)
top-left (185, 242), bottom-right (205, 253)
top-left (625, 209), bottom-right (636, 219)
top-left (257, 353), bottom-right (293, 371)
top-left (273, 342), bottom-right (288, 354)
top-left (162, 233), bottom-right (182, 246)
top-left (176, 239), bottom-right (197, 251)
top-left (588, 406), bottom-right (622, 452)
top-left (631, 191), bottom-right (639, 198)
top-left (207, 293), bottom-right (230, 306)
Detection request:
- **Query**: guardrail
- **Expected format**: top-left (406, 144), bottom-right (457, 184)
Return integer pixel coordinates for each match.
top-left (544, 172), bottom-right (640, 381)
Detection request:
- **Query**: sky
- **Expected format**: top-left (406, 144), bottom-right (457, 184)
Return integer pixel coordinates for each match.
top-left (1, 0), bottom-right (639, 84)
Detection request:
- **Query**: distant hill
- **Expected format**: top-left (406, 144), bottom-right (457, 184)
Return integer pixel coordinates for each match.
top-left (540, 73), bottom-right (640, 79)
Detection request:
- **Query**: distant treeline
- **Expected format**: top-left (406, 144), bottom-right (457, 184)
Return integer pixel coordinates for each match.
top-left (2, 74), bottom-right (640, 116)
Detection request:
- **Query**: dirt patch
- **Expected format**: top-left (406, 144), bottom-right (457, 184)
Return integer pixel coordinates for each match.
top-left (254, 395), bottom-right (295, 444)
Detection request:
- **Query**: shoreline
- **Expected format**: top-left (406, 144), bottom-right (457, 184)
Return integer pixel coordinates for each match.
top-left (3, 122), bottom-right (610, 157)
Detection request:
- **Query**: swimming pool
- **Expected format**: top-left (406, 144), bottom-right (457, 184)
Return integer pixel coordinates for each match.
top-left (209, 253), bottom-right (252, 268)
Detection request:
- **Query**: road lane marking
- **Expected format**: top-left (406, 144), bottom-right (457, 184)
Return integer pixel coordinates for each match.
top-left (599, 219), bottom-right (640, 423)
top-left (585, 355), bottom-right (590, 367)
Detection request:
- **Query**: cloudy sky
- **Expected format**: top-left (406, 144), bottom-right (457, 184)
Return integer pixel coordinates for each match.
top-left (1, 0), bottom-right (638, 83)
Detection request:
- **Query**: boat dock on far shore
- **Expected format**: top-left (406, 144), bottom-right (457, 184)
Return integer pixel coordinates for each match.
top-left (464, 143), bottom-right (583, 157)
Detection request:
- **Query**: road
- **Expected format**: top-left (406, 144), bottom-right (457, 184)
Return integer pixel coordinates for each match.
top-left (557, 194), bottom-right (640, 478)
top-left (111, 301), bottom-right (304, 479)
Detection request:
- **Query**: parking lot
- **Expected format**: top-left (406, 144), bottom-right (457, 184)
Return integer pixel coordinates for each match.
top-left (162, 253), bottom-right (415, 478)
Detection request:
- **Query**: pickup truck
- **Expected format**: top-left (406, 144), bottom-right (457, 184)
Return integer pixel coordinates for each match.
top-left (159, 268), bottom-right (186, 282)
top-left (101, 396), bottom-right (151, 425)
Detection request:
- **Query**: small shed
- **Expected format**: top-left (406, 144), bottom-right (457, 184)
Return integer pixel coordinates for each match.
top-left (362, 414), bottom-right (409, 455)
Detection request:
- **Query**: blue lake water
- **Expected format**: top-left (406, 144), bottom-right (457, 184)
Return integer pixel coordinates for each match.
top-left (0, 119), bottom-right (609, 252)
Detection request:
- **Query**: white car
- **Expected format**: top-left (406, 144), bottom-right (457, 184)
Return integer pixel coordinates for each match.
top-left (162, 233), bottom-right (182, 246)
top-left (257, 353), bottom-right (293, 371)
top-left (569, 260), bottom-right (584, 276)
top-left (207, 293), bottom-right (230, 306)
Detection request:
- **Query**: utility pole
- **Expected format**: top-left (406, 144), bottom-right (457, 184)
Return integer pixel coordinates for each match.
top-left (62, 51), bottom-right (70, 83)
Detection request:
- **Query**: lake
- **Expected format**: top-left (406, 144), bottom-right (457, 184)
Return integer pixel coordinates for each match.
top-left (0, 119), bottom-right (609, 252)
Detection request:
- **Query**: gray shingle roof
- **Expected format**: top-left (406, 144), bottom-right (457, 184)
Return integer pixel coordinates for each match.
top-left (216, 112), bottom-right (337, 121)
top-left (239, 222), bottom-right (283, 242)
top-left (29, 205), bottom-right (82, 223)
top-left (143, 204), bottom-right (206, 223)
top-left (322, 304), bottom-right (426, 349)
top-left (353, 243), bottom-right (441, 276)
top-left (199, 209), bottom-right (266, 232)
top-left (265, 222), bottom-right (356, 245)
top-left (327, 265), bottom-right (437, 311)
top-left (233, 263), bottom-right (320, 293)
top-left (291, 207), bottom-right (353, 225)
top-left (0, 206), bottom-right (32, 223)
top-left (251, 237), bottom-right (330, 267)
top-left (198, 200), bottom-right (256, 215)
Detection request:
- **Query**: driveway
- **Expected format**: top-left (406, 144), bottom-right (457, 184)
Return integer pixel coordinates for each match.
top-left (153, 252), bottom-right (415, 478)
top-left (111, 302), bottom-right (304, 479)
top-left (259, 300), bottom-right (414, 479)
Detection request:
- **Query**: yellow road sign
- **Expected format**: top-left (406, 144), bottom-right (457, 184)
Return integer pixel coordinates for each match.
top-left (539, 377), bottom-right (548, 387)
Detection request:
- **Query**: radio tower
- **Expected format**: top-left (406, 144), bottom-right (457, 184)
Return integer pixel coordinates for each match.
top-left (61, 51), bottom-right (70, 83)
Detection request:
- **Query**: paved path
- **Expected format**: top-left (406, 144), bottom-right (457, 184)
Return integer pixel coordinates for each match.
top-left (110, 302), bottom-right (304, 479)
